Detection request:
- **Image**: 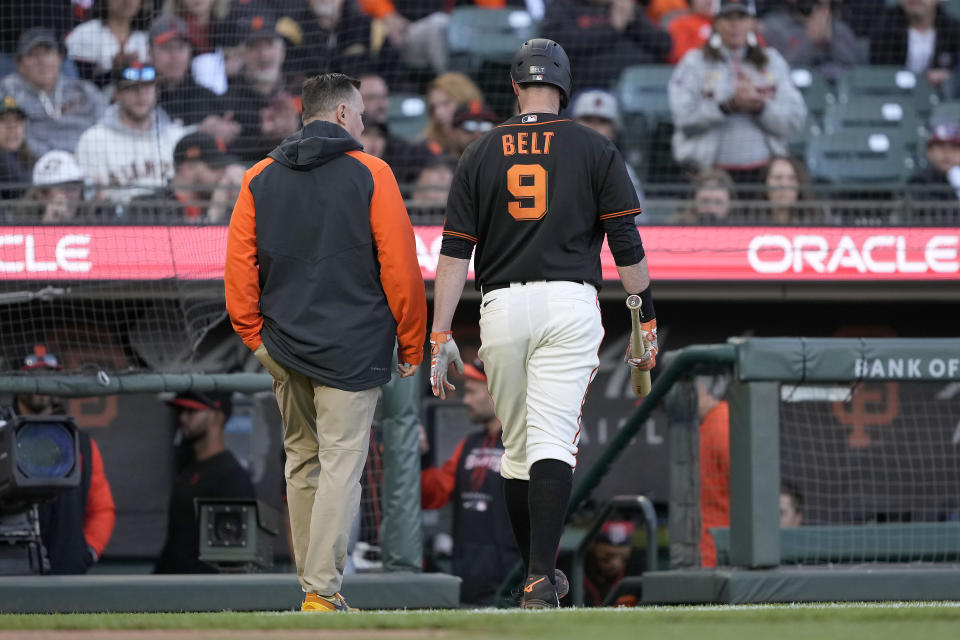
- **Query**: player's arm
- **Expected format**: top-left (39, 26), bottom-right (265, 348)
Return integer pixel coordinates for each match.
top-left (421, 439), bottom-right (465, 509)
top-left (83, 438), bottom-right (116, 564)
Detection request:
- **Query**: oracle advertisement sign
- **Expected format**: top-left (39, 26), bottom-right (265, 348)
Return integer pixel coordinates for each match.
top-left (1, 226), bottom-right (958, 280)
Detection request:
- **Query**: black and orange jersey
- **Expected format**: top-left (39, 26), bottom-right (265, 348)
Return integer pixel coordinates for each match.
top-left (441, 112), bottom-right (645, 289)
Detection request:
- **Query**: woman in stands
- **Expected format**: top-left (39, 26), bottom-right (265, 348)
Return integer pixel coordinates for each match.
top-left (668, 0), bottom-right (806, 186)
top-left (422, 72), bottom-right (483, 156)
top-left (65, 0), bottom-right (151, 85)
top-left (762, 155), bottom-right (826, 224)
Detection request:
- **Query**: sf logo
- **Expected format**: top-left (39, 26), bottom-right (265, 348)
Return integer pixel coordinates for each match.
top-left (832, 383), bottom-right (899, 449)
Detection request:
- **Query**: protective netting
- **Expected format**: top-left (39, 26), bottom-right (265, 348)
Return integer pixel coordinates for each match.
top-left (779, 381), bottom-right (960, 563)
top-left (3, 1), bottom-right (960, 375)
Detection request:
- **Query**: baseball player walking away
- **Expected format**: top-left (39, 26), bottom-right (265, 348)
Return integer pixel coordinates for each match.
top-left (429, 39), bottom-right (659, 609)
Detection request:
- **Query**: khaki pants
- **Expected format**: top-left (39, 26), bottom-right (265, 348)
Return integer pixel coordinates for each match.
top-left (255, 344), bottom-right (379, 596)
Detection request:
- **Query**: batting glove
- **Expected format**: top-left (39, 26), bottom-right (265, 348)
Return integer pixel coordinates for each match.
top-left (626, 319), bottom-right (659, 371)
top-left (430, 331), bottom-right (464, 399)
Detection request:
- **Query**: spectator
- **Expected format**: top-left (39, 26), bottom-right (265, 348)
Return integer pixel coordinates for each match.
top-left (669, 0), bottom-right (806, 181)
top-left (870, 0), bottom-right (960, 87)
top-left (0, 29), bottom-right (107, 157)
top-left (761, 0), bottom-right (862, 81)
top-left (357, 0), bottom-right (450, 75)
top-left (129, 131), bottom-right (242, 221)
top-left (410, 156), bottom-right (454, 208)
top-left (0, 94), bottom-right (34, 200)
top-left (282, 0), bottom-right (399, 81)
top-left (0, 346), bottom-right (116, 575)
top-left (424, 72), bottom-right (483, 156)
top-left (358, 72), bottom-right (430, 185)
top-left (224, 11), bottom-right (299, 162)
top-left (420, 358), bottom-right (521, 606)
top-left (674, 168), bottom-right (736, 223)
top-left (75, 61), bottom-right (189, 202)
top-left (0, 3), bottom-right (78, 56)
top-left (571, 90), bottom-right (644, 201)
top-left (450, 101), bottom-right (500, 158)
top-left (150, 13), bottom-right (240, 147)
top-left (155, 391), bottom-right (257, 574)
top-left (780, 483), bottom-right (804, 527)
top-left (696, 375), bottom-right (729, 568)
top-left (542, 0), bottom-right (673, 89)
top-left (359, 115), bottom-right (388, 158)
top-left (161, 0), bottom-right (232, 55)
top-left (65, 0), bottom-right (151, 85)
top-left (25, 151), bottom-right (90, 223)
top-left (648, 0), bottom-right (691, 25)
top-left (908, 122), bottom-right (960, 203)
top-left (584, 520), bottom-right (635, 607)
top-left (668, 0), bottom-right (716, 65)
top-left (763, 154), bottom-right (822, 223)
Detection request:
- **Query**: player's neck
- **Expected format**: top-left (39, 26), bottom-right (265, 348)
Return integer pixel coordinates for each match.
top-left (517, 88), bottom-right (561, 116)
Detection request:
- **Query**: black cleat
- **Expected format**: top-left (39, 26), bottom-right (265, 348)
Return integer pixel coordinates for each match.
top-left (521, 574), bottom-right (560, 609)
top-left (554, 569), bottom-right (569, 600)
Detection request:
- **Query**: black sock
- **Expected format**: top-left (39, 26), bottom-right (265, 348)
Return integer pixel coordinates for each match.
top-left (503, 477), bottom-right (531, 575)
top-left (528, 459), bottom-right (572, 583)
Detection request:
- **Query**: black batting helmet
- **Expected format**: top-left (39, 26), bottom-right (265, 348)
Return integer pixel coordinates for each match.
top-left (510, 38), bottom-right (572, 108)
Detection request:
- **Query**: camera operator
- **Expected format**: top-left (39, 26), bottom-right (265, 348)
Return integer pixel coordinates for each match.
top-left (154, 391), bottom-right (256, 574)
top-left (0, 345), bottom-right (116, 574)
top-left (761, 0), bottom-right (862, 81)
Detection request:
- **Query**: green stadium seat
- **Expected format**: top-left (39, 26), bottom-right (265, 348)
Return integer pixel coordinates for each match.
top-left (616, 65), bottom-right (675, 120)
top-left (387, 93), bottom-right (427, 142)
top-left (789, 68), bottom-right (833, 119)
top-left (805, 129), bottom-right (915, 185)
top-left (787, 112), bottom-right (822, 158)
top-left (836, 66), bottom-right (941, 115)
top-left (445, 8), bottom-right (538, 74)
top-left (929, 100), bottom-right (960, 127)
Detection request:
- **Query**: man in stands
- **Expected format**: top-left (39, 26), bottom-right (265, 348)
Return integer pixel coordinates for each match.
top-left (0, 345), bottom-right (116, 574)
top-left (0, 28), bottom-right (105, 156)
top-left (75, 61), bottom-right (188, 202)
top-left (870, 0), bottom-right (960, 87)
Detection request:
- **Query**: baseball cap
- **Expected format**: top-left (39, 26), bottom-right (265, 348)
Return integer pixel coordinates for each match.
top-left (0, 94), bottom-right (26, 118)
top-left (166, 390), bottom-right (233, 417)
top-left (173, 132), bottom-right (233, 169)
top-left (16, 28), bottom-right (61, 58)
top-left (32, 151), bottom-right (86, 187)
top-left (596, 520), bottom-right (636, 546)
top-left (928, 122), bottom-right (960, 147)
top-left (21, 345), bottom-right (62, 371)
top-left (717, 0), bottom-right (757, 16)
top-left (463, 357), bottom-right (487, 382)
top-left (235, 10), bottom-right (279, 44)
top-left (149, 15), bottom-right (190, 46)
top-left (453, 101), bottom-right (500, 133)
top-left (571, 90), bottom-right (622, 128)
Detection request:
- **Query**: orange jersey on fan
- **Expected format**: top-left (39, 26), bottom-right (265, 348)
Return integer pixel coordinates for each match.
top-left (668, 13), bottom-right (713, 64)
top-left (699, 400), bottom-right (730, 568)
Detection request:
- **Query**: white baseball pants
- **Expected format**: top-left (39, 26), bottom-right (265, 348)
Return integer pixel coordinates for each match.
top-left (478, 280), bottom-right (604, 480)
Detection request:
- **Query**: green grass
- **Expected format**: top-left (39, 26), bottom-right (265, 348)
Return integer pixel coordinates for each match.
top-left (0, 603), bottom-right (959, 639)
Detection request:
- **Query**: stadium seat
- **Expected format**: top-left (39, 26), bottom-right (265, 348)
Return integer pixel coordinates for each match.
top-left (615, 65), bottom-right (678, 182)
top-left (790, 68), bottom-right (833, 119)
top-left (786, 112), bottom-right (822, 158)
top-left (929, 100), bottom-right (960, 127)
top-left (616, 65), bottom-right (675, 121)
top-left (805, 129), bottom-right (915, 185)
top-left (836, 66), bottom-right (941, 115)
top-left (387, 93), bottom-right (428, 142)
top-left (822, 98), bottom-right (924, 159)
top-left (445, 8), bottom-right (538, 74)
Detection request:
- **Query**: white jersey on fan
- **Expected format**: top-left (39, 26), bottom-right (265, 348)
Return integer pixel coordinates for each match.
top-left (75, 104), bottom-right (192, 202)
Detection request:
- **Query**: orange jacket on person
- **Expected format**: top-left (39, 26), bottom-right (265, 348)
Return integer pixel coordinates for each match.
top-left (667, 13), bottom-right (713, 64)
top-left (699, 400), bottom-right (730, 568)
top-left (647, 0), bottom-right (689, 25)
top-left (83, 436), bottom-right (116, 558)
top-left (357, 0), bottom-right (508, 19)
top-left (225, 119), bottom-right (426, 391)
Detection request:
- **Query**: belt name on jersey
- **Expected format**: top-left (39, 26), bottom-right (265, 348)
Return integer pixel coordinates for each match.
top-left (502, 131), bottom-right (554, 156)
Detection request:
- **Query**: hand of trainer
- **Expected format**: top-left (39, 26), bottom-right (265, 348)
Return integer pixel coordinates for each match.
top-left (625, 318), bottom-right (659, 371)
top-left (430, 331), bottom-right (464, 399)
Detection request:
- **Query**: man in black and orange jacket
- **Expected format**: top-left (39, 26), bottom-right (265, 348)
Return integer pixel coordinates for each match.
top-left (225, 72), bottom-right (426, 612)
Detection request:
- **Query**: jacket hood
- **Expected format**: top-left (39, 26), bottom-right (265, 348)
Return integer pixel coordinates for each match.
top-left (100, 103), bottom-right (176, 135)
top-left (269, 120), bottom-right (362, 170)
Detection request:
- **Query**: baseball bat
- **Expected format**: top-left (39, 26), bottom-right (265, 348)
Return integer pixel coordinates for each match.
top-left (626, 294), bottom-right (652, 397)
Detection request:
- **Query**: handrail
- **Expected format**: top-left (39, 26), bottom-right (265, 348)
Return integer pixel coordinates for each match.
top-left (495, 343), bottom-right (737, 606)
top-left (569, 494), bottom-right (658, 607)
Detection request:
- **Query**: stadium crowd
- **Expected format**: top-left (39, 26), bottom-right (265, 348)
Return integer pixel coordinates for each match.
top-left (1, 0), bottom-right (960, 224)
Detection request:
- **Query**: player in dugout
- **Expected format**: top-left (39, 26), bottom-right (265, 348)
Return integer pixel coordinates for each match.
top-left (429, 38), bottom-right (658, 608)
